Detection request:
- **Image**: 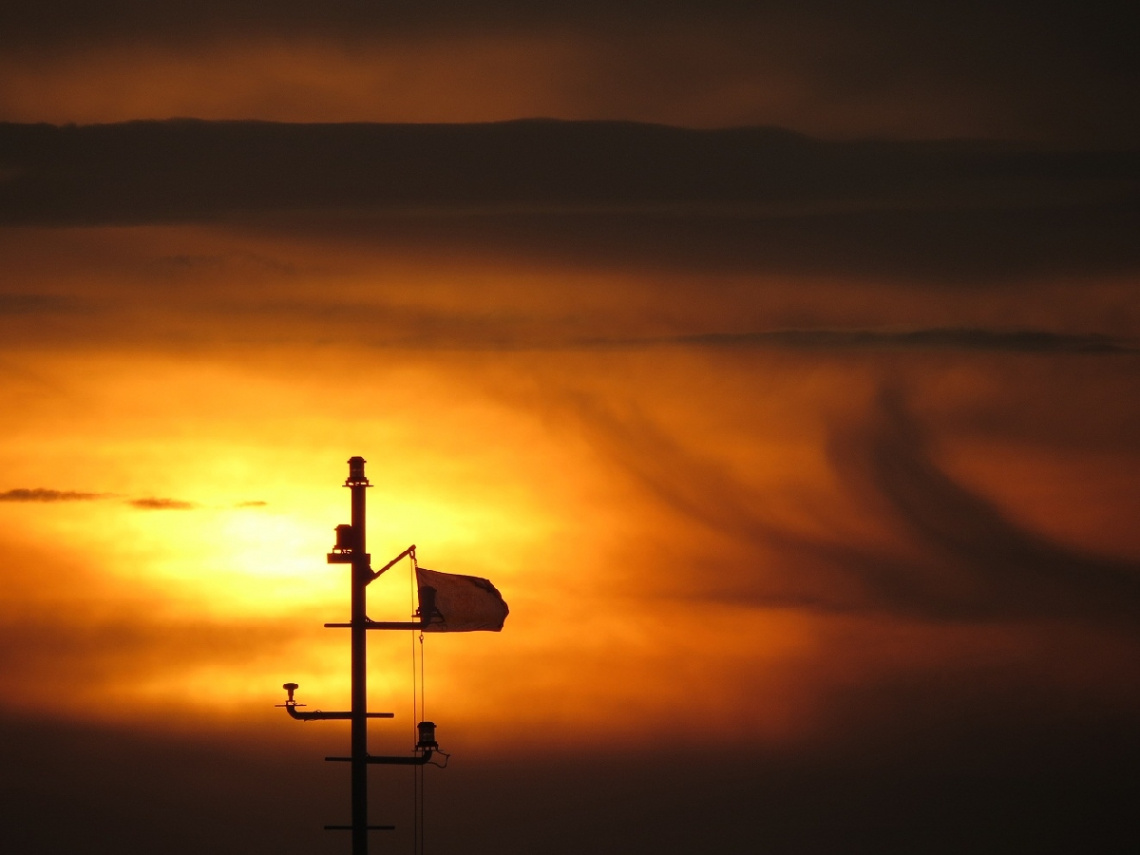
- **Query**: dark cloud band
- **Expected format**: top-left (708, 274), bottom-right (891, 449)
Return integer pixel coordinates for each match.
top-left (127, 497), bottom-right (197, 510)
top-left (0, 488), bottom-right (105, 502)
top-left (3, 120), bottom-right (1137, 225)
top-left (0, 489), bottom-right (206, 510)
top-left (664, 328), bottom-right (1137, 354)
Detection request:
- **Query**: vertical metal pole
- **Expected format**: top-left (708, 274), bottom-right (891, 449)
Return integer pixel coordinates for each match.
top-left (348, 457), bottom-right (370, 855)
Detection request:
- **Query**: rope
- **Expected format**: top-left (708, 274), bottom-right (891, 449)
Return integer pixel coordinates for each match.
top-left (418, 629), bottom-right (425, 855)
top-left (416, 755), bottom-right (425, 855)
top-left (409, 547), bottom-right (425, 855)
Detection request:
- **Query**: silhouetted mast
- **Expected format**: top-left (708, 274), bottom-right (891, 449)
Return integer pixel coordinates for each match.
top-left (281, 455), bottom-right (507, 853)
top-left (347, 456), bottom-right (370, 854)
top-left (280, 457), bottom-right (438, 855)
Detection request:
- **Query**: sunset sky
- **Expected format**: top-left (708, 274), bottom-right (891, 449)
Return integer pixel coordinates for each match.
top-left (2, 3), bottom-right (1139, 854)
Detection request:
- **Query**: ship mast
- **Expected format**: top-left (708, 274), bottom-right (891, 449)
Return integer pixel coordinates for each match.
top-left (280, 457), bottom-right (438, 854)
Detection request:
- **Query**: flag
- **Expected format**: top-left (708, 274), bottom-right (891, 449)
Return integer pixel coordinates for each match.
top-left (416, 566), bottom-right (509, 632)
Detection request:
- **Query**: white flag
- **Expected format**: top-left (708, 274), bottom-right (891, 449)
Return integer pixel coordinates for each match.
top-left (416, 567), bottom-right (509, 632)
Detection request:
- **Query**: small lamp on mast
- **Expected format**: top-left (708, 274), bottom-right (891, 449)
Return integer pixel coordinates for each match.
top-left (416, 721), bottom-right (438, 752)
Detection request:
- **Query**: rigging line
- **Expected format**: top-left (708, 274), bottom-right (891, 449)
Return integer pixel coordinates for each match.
top-left (415, 764), bottom-right (422, 855)
top-left (413, 546), bottom-right (426, 724)
top-left (410, 552), bottom-right (418, 728)
top-left (410, 633), bottom-right (420, 855)
top-left (414, 546), bottom-right (427, 855)
top-left (415, 632), bottom-right (426, 854)
top-left (408, 546), bottom-right (428, 855)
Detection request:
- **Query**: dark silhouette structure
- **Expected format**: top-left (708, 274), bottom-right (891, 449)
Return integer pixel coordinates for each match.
top-left (280, 457), bottom-right (439, 854)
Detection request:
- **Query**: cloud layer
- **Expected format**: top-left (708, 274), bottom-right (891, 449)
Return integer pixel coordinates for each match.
top-left (2, 3), bottom-right (1137, 144)
top-left (0, 487), bottom-right (105, 501)
top-left (4, 120), bottom-right (1138, 222)
top-left (1, 108), bottom-right (1138, 854)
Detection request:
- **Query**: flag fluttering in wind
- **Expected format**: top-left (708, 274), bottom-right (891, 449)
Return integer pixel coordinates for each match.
top-left (416, 566), bottom-right (509, 632)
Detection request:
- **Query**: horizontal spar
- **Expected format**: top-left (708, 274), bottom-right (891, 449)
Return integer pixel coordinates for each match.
top-left (284, 707), bottom-right (394, 721)
top-left (324, 620), bottom-right (427, 630)
top-left (326, 752), bottom-right (435, 766)
top-left (324, 825), bottom-right (396, 832)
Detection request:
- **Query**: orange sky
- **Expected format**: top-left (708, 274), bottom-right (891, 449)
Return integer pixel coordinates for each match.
top-left (2, 5), bottom-right (1139, 853)
top-left (3, 217), bottom-right (1137, 750)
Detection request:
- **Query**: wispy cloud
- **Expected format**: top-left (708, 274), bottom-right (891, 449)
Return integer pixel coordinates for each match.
top-left (585, 328), bottom-right (1138, 354)
top-left (216, 298), bottom-right (1139, 354)
top-left (564, 385), bottom-right (1140, 626)
top-left (128, 497), bottom-right (197, 510)
top-left (0, 488), bottom-right (269, 510)
top-left (0, 487), bottom-right (106, 502)
top-left (823, 387), bottom-right (1140, 624)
